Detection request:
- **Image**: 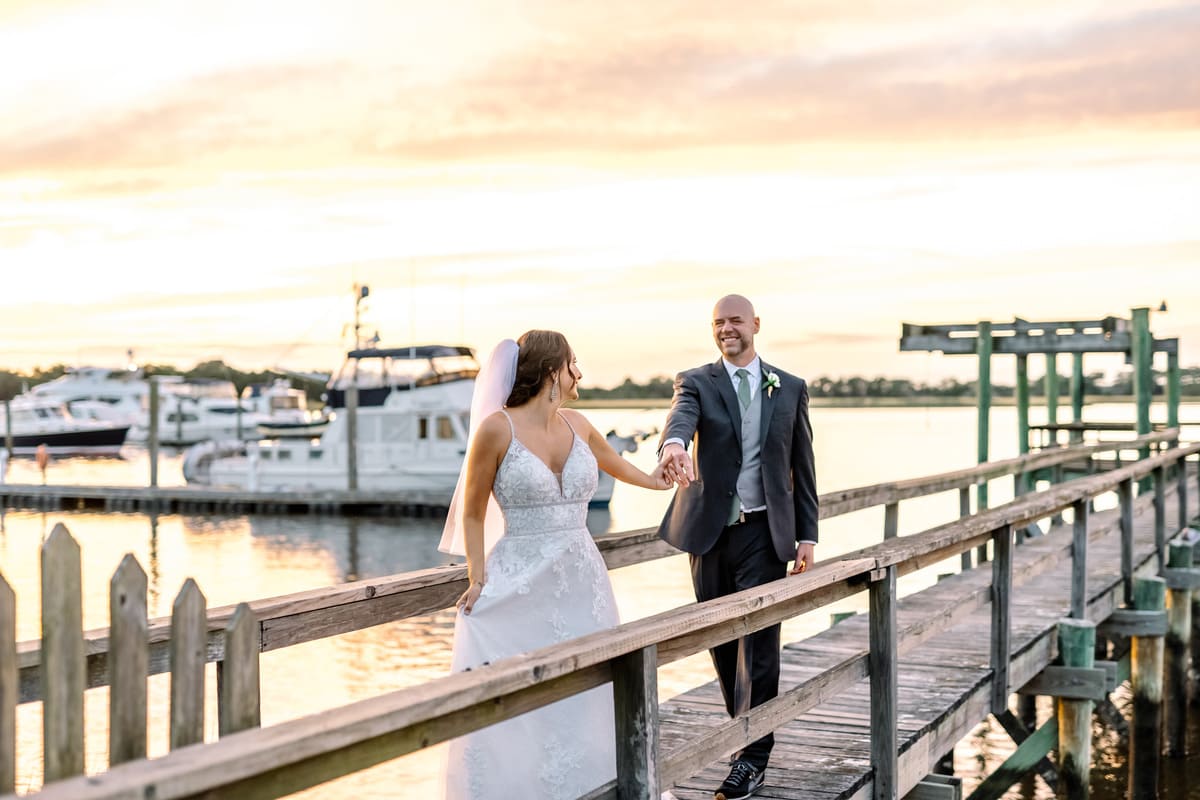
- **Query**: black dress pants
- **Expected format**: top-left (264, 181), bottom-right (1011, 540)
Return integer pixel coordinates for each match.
top-left (689, 514), bottom-right (787, 770)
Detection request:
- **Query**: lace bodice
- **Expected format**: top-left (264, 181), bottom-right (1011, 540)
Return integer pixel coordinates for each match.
top-left (492, 413), bottom-right (598, 536)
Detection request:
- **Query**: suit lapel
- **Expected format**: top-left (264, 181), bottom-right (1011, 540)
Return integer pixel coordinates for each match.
top-left (710, 360), bottom-right (742, 435)
top-left (759, 360), bottom-right (776, 448)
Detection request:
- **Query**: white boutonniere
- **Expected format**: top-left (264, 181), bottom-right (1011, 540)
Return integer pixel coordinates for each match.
top-left (764, 370), bottom-right (781, 398)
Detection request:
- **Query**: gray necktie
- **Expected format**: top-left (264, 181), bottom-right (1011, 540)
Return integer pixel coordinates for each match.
top-left (735, 368), bottom-right (751, 410)
top-left (728, 368), bottom-right (752, 525)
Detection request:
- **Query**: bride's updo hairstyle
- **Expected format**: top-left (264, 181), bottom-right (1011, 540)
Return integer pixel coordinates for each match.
top-left (505, 330), bottom-right (571, 407)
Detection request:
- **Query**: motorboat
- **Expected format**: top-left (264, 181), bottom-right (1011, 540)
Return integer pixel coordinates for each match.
top-left (127, 378), bottom-right (267, 446)
top-left (0, 394), bottom-right (130, 456)
top-left (249, 379), bottom-right (329, 439)
top-left (26, 366), bottom-right (147, 425)
top-left (181, 345), bottom-right (650, 507)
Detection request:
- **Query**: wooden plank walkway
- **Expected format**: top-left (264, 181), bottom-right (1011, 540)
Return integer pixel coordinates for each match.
top-left (662, 474), bottom-right (1197, 800)
top-left (0, 483), bottom-right (449, 516)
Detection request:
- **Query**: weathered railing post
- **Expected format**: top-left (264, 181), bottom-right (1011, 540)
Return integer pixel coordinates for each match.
top-left (1070, 352), bottom-right (1085, 445)
top-left (1070, 500), bottom-right (1088, 620)
top-left (990, 525), bottom-right (1014, 715)
top-left (218, 603), bottom-right (261, 736)
top-left (883, 502), bottom-right (899, 540)
top-left (959, 487), bottom-right (972, 571)
top-left (1129, 577), bottom-right (1166, 800)
top-left (1178, 451), bottom-right (1190, 534)
top-left (1057, 619), bottom-right (1095, 800)
top-left (612, 644), bottom-right (659, 799)
top-left (1153, 465), bottom-right (1166, 570)
top-left (869, 564), bottom-right (898, 800)
top-left (170, 579), bottom-right (208, 750)
top-left (41, 523), bottom-right (85, 782)
top-left (1164, 541), bottom-right (1192, 757)
top-left (1016, 353), bottom-right (1030, 464)
top-left (109, 554), bottom-right (148, 765)
top-left (1119, 479), bottom-right (1135, 606)
top-left (1131, 307), bottom-right (1152, 492)
top-left (0, 573), bottom-right (15, 795)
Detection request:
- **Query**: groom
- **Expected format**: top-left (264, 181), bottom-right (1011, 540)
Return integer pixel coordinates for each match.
top-left (657, 294), bottom-right (818, 800)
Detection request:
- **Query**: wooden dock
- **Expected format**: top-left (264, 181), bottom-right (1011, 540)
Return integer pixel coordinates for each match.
top-left (3, 433), bottom-right (1199, 800)
top-left (662, 466), bottom-right (1196, 800)
top-left (0, 482), bottom-right (449, 516)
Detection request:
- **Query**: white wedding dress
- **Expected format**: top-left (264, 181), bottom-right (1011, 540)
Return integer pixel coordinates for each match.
top-left (443, 411), bottom-right (619, 799)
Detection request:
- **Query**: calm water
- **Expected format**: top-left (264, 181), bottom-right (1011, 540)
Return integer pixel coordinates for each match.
top-left (1, 403), bottom-right (1197, 798)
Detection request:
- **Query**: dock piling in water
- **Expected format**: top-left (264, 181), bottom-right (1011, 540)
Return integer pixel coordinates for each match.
top-left (1129, 576), bottom-right (1166, 800)
top-left (1057, 618), bottom-right (1095, 800)
top-left (1164, 540), bottom-right (1192, 757)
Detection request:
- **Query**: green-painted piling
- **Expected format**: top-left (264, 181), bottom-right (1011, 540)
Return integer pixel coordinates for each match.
top-left (1058, 619), bottom-right (1095, 800)
top-left (1165, 541), bottom-right (1192, 756)
top-left (1130, 576), bottom-right (1166, 800)
top-left (1070, 353), bottom-right (1085, 444)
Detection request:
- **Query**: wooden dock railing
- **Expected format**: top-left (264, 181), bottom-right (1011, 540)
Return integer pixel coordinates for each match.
top-left (1, 431), bottom-right (1195, 799)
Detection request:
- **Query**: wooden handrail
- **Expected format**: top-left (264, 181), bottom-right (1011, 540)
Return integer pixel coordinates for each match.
top-left (12, 429), bottom-right (1182, 703)
top-left (16, 441), bottom-right (1199, 800)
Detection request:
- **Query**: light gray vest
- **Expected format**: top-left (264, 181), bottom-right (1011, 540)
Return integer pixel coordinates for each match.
top-left (736, 381), bottom-right (765, 511)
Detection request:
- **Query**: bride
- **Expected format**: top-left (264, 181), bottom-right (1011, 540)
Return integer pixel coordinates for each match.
top-left (439, 330), bottom-right (671, 799)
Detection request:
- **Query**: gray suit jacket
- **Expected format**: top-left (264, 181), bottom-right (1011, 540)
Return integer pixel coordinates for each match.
top-left (657, 358), bottom-right (818, 562)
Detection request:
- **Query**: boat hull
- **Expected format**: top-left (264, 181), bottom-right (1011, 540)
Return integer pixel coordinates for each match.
top-left (9, 425), bottom-right (130, 457)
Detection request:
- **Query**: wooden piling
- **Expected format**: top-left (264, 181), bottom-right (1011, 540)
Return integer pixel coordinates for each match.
top-left (1070, 353), bottom-right (1085, 444)
top-left (990, 525), bottom-right (1013, 715)
top-left (148, 380), bottom-right (159, 488)
top-left (1153, 466), bottom-right (1166, 570)
top-left (1119, 479), bottom-right (1134, 606)
top-left (1016, 353), bottom-right (1030, 460)
top-left (1057, 618), bottom-right (1095, 800)
top-left (1070, 500), bottom-right (1088, 620)
top-left (1131, 307), bottom-right (1152, 490)
top-left (959, 487), bottom-right (972, 571)
top-left (1165, 541), bottom-right (1192, 757)
top-left (346, 384), bottom-right (359, 492)
top-left (1129, 576), bottom-right (1166, 800)
top-left (1045, 353), bottom-right (1059, 443)
top-left (883, 502), bottom-right (899, 540)
top-left (1167, 350), bottom-right (1180, 433)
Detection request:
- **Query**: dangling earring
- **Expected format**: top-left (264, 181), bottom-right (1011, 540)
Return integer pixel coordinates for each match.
top-left (550, 376), bottom-right (560, 403)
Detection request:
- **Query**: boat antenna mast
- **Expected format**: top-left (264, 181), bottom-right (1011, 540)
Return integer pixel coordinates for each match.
top-left (353, 284), bottom-right (370, 349)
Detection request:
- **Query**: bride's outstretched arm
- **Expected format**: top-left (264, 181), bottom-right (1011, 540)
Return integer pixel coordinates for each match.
top-left (561, 409), bottom-right (672, 491)
top-left (456, 413), bottom-right (509, 614)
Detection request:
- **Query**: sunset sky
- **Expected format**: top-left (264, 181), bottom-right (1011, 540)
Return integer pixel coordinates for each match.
top-left (2, 0), bottom-right (1197, 385)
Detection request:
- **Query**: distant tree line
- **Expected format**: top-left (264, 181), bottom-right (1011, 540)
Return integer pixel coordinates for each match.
top-left (5, 362), bottom-right (1200, 404)
top-left (576, 368), bottom-right (1200, 400)
top-left (0, 360), bottom-right (328, 402)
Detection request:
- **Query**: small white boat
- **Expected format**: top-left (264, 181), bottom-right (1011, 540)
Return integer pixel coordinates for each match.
top-left (0, 395), bottom-right (130, 456)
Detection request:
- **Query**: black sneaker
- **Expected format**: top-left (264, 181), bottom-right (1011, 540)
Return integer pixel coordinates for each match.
top-left (715, 759), bottom-right (765, 800)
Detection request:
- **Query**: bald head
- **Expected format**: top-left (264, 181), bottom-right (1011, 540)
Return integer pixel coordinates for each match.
top-left (712, 294), bottom-right (759, 366)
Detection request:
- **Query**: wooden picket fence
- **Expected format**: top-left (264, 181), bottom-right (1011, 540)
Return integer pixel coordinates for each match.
top-left (0, 525), bottom-right (261, 794)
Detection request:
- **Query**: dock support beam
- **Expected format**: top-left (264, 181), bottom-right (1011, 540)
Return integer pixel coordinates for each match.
top-left (1165, 542), bottom-right (1192, 757)
top-left (976, 321), bottom-right (992, 513)
top-left (1070, 353), bottom-right (1085, 444)
top-left (1045, 353), bottom-right (1059, 446)
top-left (1129, 577), bottom-right (1166, 800)
top-left (1167, 350), bottom-right (1180, 434)
top-left (1016, 353), bottom-right (1029, 459)
top-left (613, 644), bottom-right (659, 799)
top-left (1131, 307), bottom-right (1152, 491)
top-left (870, 565), bottom-right (898, 800)
top-left (1057, 619), bottom-right (1095, 800)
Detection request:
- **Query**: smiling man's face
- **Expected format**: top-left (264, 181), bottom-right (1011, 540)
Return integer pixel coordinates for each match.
top-left (712, 295), bottom-right (759, 365)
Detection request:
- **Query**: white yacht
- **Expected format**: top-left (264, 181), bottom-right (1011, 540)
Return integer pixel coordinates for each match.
top-left (0, 394), bottom-right (131, 456)
top-left (26, 366), bottom-right (147, 425)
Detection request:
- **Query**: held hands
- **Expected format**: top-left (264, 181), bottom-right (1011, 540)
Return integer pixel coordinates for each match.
top-left (648, 462), bottom-right (675, 490)
top-left (790, 542), bottom-right (815, 576)
top-left (658, 443), bottom-right (695, 487)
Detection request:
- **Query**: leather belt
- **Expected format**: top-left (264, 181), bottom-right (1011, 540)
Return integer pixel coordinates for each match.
top-left (728, 509), bottom-right (767, 527)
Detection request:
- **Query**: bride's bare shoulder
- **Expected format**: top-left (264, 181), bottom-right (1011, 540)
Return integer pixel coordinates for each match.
top-left (473, 412), bottom-right (513, 448)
